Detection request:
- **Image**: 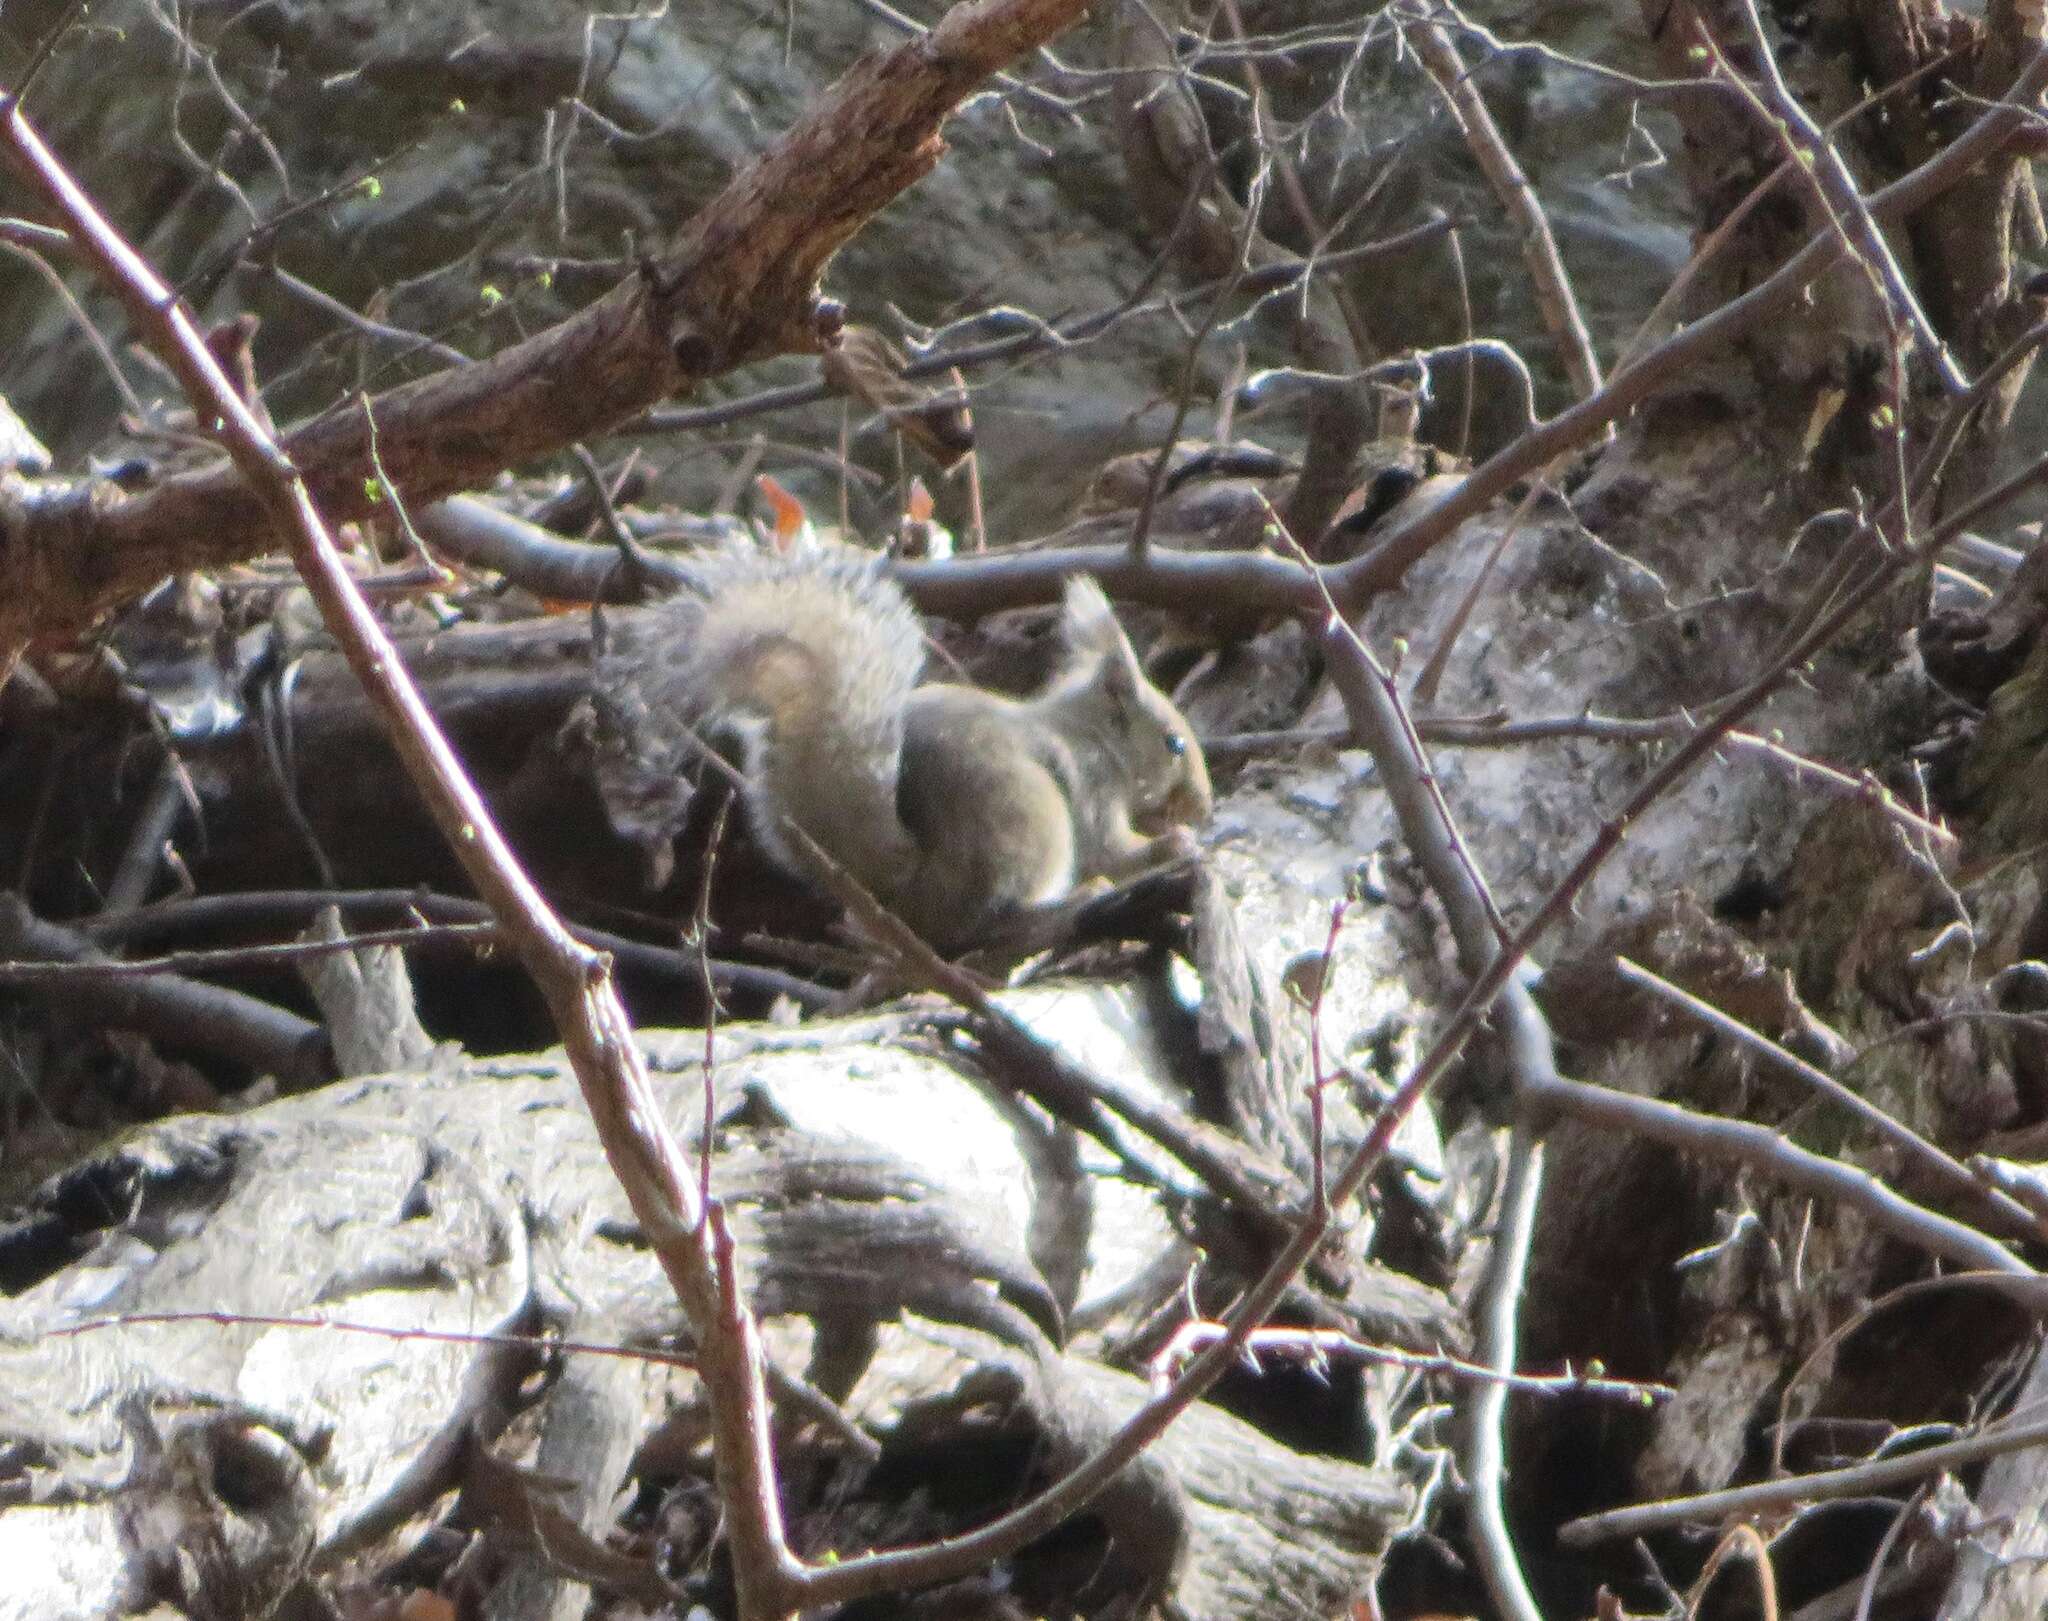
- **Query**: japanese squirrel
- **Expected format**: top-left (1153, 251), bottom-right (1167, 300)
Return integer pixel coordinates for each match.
top-left (640, 541), bottom-right (1212, 953)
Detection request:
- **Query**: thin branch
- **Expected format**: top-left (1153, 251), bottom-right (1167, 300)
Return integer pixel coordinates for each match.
top-left (71, 884), bottom-right (828, 1009)
top-left (1405, 6), bottom-right (1602, 400)
top-left (1537, 1071), bottom-right (2024, 1275)
top-left (1149, 1321), bottom-right (1671, 1403)
top-left (54, 1308), bottom-right (696, 1373)
top-left (1462, 1126), bottom-right (1547, 1621)
top-left (0, 893), bottom-right (327, 1085)
top-left (634, 218), bottom-right (1455, 436)
top-left (0, 87), bottom-right (809, 1620)
top-left (266, 261), bottom-right (475, 369)
top-left (1559, 1409), bottom-right (2048, 1546)
top-left (1129, 151), bottom-right (1266, 557)
top-left (1199, 713), bottom-right (1683, 765)
top-left (1613, 955), bottom-right (2042, 1242)
top-left (1722, 729), bottom-right (1955, 848)
top-left (0, 918), bottom-right (498, 982)
top-left (0, 231), bottom-right (145, 417)
top-left (843, 45), bottom-right (2048, 632)
top-left (1717, 0), bottom-right (1966, 393)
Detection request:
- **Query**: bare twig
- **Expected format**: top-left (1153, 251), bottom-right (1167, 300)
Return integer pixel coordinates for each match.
top-left (1854, 1485), bottom-right (1930, 1621)
top-left (1721, 729), bottom-right (1955, 848)
top-left (1409, 479), bottom-right (1546, 708)
top-left (0, 892), bottom-right (327, 1085)
top-left (1405, 6), bottom-right (1603, 401)
top-left (1690, 1526), bottom-right (1780, 1621)
top-left (1538, 1072), bottom-right (2024, 1275)
top-left (1216, 0), bottom-right (1376, 367)
top-left (1611, 46), bottom-right (1964, 375)
top-left (1330, 41), bottom-right (2048, 610)
top-left (1202, 713), bottom-right (1687, 763)
top-left (1770, 1270), bottom-right (2048, 1478)
top-left (1612, 956), bottom-right (2042, 1241)
top-left (0, 86), bottom-right (808, 1619)
top-left (71, 884), bottom-right (828, 1009)
top-left (636, 216), bottom-right (1454, 437)
top-left (0, 918), bottom-right (497, 982)
top-left (1128, 153), bottom-right (1266, 557)
top-left (1560, 1409), bottom-right (2048, 1546)
top-left (266, 261), bottom-right (475, 369)
top-left (1149, 1321), bottom-right (1672, 1403)
top-left (852, 47), bottom-right (2048, 635)
top-left (54, 1308), bottom-right (695, 1373)
top-left (0, 231), bottom-right (146, 417)
top-left (1713, 0), bottom-right (1966, 394)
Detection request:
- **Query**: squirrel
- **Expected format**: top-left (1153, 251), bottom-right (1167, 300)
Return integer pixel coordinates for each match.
top-left (627, 540), bottom-right (1213, 954)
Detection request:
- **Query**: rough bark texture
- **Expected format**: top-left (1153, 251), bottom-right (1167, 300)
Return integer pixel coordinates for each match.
top-left (0, 0), bottom-right (1090, 660)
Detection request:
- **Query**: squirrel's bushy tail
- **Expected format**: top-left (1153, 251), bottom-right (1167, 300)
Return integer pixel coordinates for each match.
top-left (660, 541), bottom-right (925, 885)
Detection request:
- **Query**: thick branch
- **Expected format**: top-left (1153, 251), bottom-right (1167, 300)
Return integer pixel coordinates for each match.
top-left (0, 0), bottom-right (1088, 661)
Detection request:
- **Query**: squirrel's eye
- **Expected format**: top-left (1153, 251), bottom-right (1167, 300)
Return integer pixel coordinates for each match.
top-left (1165, 735), bottom-right (1186, 757)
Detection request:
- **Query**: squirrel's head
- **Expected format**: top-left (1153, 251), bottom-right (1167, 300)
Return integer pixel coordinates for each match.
top-left (1059, 577), bottom-right (1214, 832)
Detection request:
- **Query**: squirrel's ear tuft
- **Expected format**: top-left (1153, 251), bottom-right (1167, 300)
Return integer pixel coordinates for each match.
top-left (1062, 575), bottom-right (1146, 694)
top-left (1061, 575), bottom-right (1121, 652)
